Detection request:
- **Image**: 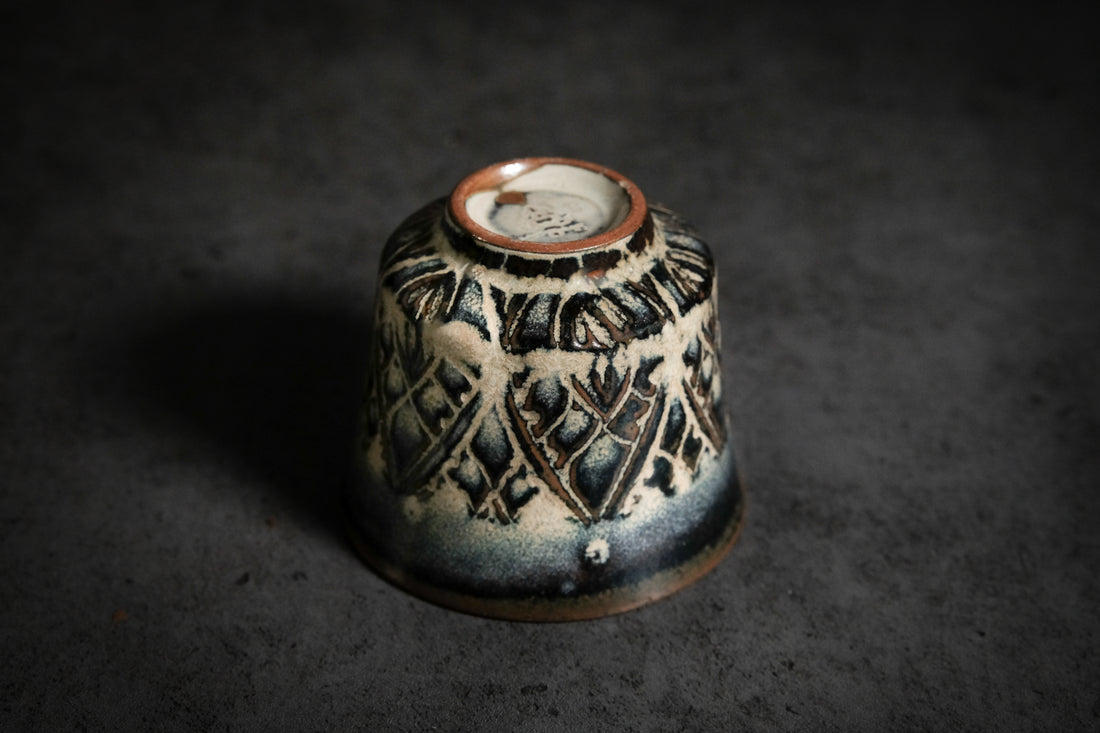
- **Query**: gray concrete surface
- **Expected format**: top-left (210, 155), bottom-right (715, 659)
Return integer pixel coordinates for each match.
top-left (3, 2), bottom-right (1098, 730)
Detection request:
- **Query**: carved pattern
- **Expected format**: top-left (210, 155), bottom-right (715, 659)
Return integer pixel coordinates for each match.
top-left (363, 201), bottom-right (727, 524)
top-left (377, 201), bottom-right (712, 353)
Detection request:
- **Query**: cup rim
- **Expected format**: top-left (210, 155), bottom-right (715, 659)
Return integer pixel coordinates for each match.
top-left (448, 157), bottom-right (648, 254)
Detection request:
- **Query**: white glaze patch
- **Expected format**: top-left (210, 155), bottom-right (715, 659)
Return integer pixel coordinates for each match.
top-left (584, 539), bottom-right (610, 565)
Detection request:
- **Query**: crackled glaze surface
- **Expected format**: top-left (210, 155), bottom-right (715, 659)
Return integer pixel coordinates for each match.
top-left (348, 158), bottom-right (743, 620)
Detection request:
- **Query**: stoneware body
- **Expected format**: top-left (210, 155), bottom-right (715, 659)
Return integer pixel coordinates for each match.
top-left (348, 157), bottom-right (744, 621)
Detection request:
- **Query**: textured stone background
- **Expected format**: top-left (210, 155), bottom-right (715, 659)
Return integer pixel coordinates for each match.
top-left (3, 1), bottom-right (1098, 730)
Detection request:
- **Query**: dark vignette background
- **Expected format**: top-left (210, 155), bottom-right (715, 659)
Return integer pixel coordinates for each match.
top-left (2, 1), bottom-right (1097, 730)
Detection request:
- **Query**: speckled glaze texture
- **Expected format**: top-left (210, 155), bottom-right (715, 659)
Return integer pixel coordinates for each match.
top-left (348, 158), bottom-right (744, 620)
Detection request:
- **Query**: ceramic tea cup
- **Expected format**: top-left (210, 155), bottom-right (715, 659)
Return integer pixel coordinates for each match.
top-left (347, 157), bottom-right (744, 620)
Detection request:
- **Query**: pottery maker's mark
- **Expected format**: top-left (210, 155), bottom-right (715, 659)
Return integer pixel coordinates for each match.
top-left (487, 190), bottom-right (608, 243)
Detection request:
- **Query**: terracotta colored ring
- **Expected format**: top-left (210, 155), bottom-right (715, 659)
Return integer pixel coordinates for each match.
top-left (448, 157), bottom-right (648, 254)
